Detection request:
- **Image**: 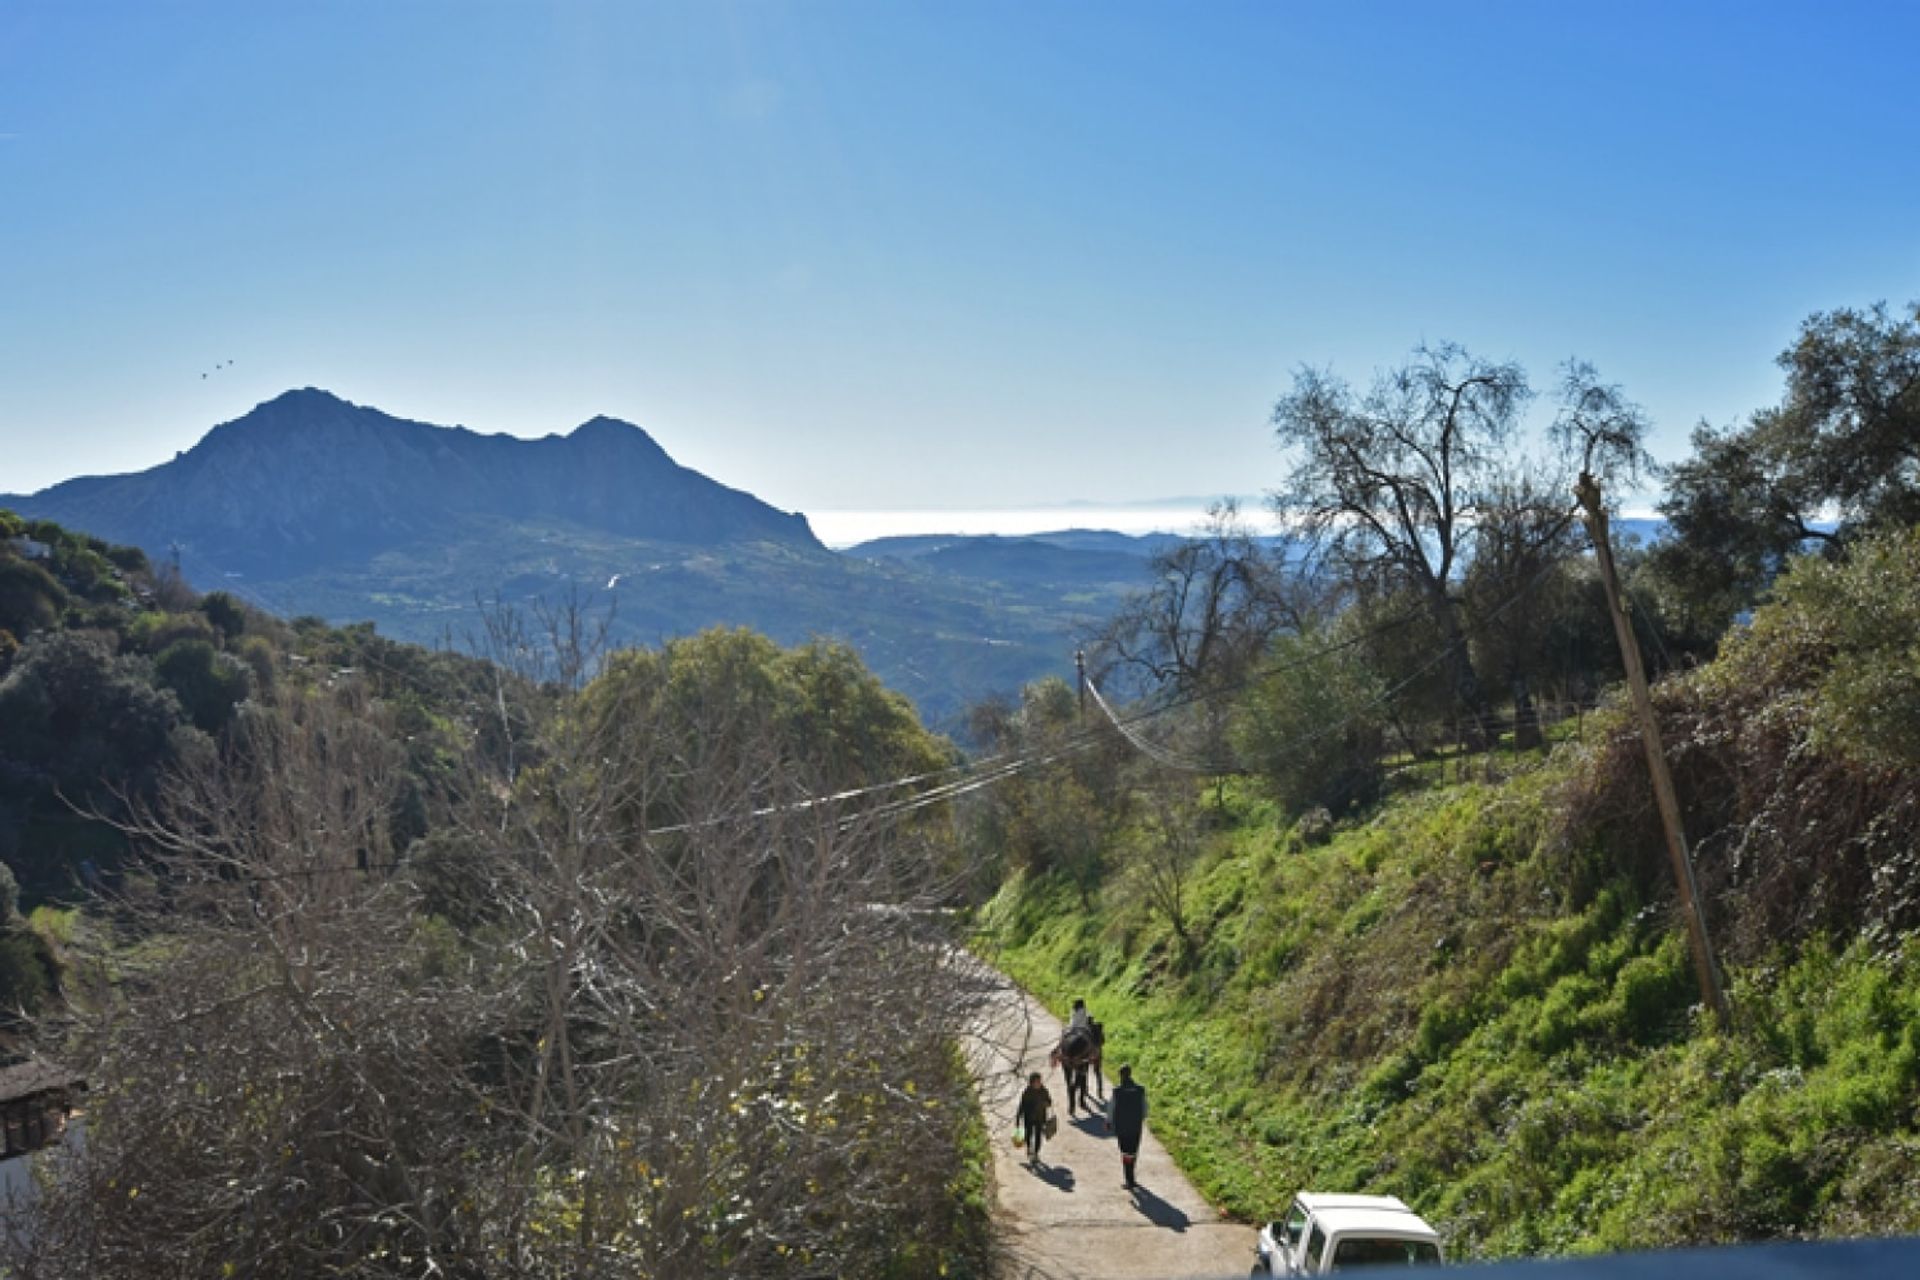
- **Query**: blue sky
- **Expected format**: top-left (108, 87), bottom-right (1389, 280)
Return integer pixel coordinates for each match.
top-left (2, 1), bottom-right (1916, 523)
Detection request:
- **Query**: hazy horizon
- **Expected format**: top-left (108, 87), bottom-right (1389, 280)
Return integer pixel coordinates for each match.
top-left (809, 504), bottom-right (1250, 548)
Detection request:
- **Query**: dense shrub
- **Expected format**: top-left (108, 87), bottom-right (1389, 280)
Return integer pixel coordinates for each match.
top-left (1556, 526), bottom-right (1920, 959)
top-left (0, 632), bottom-right (190, 800)
top-left (198, 590), bottom-right (248, 640)
top-left (128, 608), bottom-right (217, 654)
top-left (0, 927), bottom-right (56, 1015)
top-left (153, 637), bottom-right (250, 734)
top-left (0, 558), bottom-right (67, 637)
top-left (1234, 625), bottom-right (1386, 816)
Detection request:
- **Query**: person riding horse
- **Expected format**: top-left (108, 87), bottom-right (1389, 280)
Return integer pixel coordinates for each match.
top-left (1053, 1000), bottom-right (1106, 1115)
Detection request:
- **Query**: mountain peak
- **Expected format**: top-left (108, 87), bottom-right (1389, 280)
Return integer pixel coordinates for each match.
top-left (248, 387), bottom-right (361, 419)
top-left (565, 415), bottom-right (671, 465)
top-left (3, 392), bottom-right (821, 575)
top-left (571, 414), bottom-right (641, 436)
top-left (202, 388), bottom-right (374, 443)
top-left (270, 386), bottom-right (352, 408)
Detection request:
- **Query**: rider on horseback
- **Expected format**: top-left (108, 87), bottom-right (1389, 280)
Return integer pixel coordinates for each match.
top-left (1057, 999), bottom-right (1106, 1115)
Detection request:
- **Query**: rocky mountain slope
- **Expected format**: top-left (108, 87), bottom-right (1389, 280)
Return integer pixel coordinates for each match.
top-left (3, 389), bottom-right (817, 576)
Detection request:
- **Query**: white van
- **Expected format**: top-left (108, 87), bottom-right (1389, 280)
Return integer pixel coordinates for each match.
top-left (1254, 1191), bottom-right (1444, 1273)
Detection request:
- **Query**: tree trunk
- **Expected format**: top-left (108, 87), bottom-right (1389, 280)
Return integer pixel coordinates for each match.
top-left (1512, 680), bottom-right (1543, 751)
top-left (1424, 584), bottom-right (1493, 749)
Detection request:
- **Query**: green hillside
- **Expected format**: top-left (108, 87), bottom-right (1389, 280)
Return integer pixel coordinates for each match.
top-left (977, 527), bottom-right (1920, 1259)
top-left (1, 508), bottom-right (992, 1279)
top-left (213, 514), bottom-right (1118, 730)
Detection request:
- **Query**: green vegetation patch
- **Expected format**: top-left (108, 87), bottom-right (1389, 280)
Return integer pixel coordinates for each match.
top-left (979, 752), bottom-right (1920, 1259)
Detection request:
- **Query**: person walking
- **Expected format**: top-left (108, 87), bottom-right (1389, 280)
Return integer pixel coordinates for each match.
top-left (1089, 1016), bottom-right (1106, 1100)
top-left (1107, 1063), bottom-right (1149, 1189)
top-left (1016, 1071), bottom-right (1055, 1166)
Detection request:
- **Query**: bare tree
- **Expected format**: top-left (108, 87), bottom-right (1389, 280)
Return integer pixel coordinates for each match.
top-left (11, 684), bottom-right (508, 1278)
top-left (11, 607), bottom-right (993, 1279)
top-left (1463, 469), bottom-right (1586, 748)
top-left (1091, 500), bottom-right (1322, 701)
top-left (1124, 782), bottom-right (1206, 957)
top-left (1271, 343), bottom-right (1530, 745)
top-left (1271, 348), bottom-right (1650, 748)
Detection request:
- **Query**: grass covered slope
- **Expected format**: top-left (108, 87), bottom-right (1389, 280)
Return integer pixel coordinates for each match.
top-left (977, 529), bottom-right (1920, 1260)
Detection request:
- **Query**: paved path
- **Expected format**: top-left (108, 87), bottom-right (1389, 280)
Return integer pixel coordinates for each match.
top-left (962, 958), bottom-right (1255, 1280)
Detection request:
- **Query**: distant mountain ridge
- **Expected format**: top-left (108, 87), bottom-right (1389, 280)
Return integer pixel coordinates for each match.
top-left (1, 391), bottom-right (1160, 725)
top-left (1, 389), bottom-right (818, 575)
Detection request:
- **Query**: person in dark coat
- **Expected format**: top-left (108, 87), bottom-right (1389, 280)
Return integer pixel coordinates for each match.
top-left (1089, 1016), bottom-right (1106, 1100)
top-left (1106, 1063), bottom-right (1149, 1188)
top-left (1016, 1071), bottom-right (1054, 1165)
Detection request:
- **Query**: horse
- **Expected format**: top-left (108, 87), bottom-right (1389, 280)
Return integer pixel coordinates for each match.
top-left (1052, 1021), bottom-right (1105, 1114)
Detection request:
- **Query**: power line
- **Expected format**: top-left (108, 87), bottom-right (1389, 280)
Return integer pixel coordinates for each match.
top-left (1084, 676), bottom-right (1238, 774)
top-left (1081, 530), bottom-right (1581, 777)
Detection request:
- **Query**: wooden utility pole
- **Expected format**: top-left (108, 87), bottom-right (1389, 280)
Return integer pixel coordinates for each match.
top-left (1575, 472), bottom-right (1732, 1029)
top-left (1074, 650), bottom-right (1087, 717)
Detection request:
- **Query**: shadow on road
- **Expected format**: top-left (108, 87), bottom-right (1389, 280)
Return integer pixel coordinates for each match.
top-left (1026, 1161), bottom-right (1076, 1192)
top-left (1129, 1184), bottom-right (1190, 1232)
top-left (1069, 1112), bottom-right (1110, 1137)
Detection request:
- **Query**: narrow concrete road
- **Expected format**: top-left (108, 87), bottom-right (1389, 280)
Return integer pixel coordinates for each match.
top-left (962, 958), bottom-right (1255, 1280)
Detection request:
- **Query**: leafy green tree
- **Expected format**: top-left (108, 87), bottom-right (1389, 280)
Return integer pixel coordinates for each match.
top-left (153, 638), bottom-right (251, 735)
top-left (1233, 623), bottom-right (1387, 816)
top-left (103, 543), bottom-right (150, 575)
top-left (1770, 525), bottom-right (1920, 770)
top-left (0, 558), bottom-right (67, 638)
top-left (776, 638), bottom-right (950, 786)
top-left (0, 928), bottom-right (55, 1016)
top-left (0, 632), bottom-right (190, 803)
top-left (236, 633), bottom-right (279, 693)
top-left (128, 608), bottom-right (217, 655)
top-left (199, 590), bottom-right (248, 640)
top-left (581, 627), bottom-right (951, 817)
top-left (963, 676), bottom-right (1130, 902)
top-left (1656, 301), bottom-right (1920, 626)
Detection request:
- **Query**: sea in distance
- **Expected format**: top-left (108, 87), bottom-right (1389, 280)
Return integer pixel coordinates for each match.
top-left (808, 503), bottom-right (1267, 549)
